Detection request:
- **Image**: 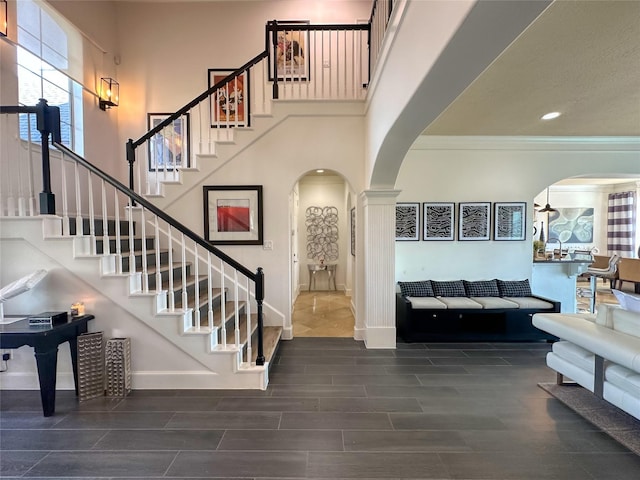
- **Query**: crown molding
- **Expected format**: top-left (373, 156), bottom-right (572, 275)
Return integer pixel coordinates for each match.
top-left (411, 136), bottom-right (640, 151)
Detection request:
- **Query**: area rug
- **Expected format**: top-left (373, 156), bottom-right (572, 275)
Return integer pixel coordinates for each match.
top-left (539, 382), bottom-right (640, 456)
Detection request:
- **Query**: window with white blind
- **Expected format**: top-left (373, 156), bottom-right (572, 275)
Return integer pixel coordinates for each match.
top-left (16, 0), bottom-right (83, 155)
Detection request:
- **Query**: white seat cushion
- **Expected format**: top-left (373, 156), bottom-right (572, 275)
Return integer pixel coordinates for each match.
top-left (504, 297), bottom-right (555, 309)
top-left (553, 341), bottom-right (595, 372)
top-left (470, 297), bottom-right (519, 309)
top-left (612, 309), bottom-right (640, 339)
top-left (437, 297), bottom-right (483, 309)
top-left (407, 297), bottom-right (447, 309)
top-left (606, 364), bottom-right (640, 398)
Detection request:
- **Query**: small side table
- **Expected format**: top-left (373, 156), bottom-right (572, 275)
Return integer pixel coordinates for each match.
top-left (308, 264), bottom-right (337, 291)
top-left (0, 314), bottom-right (95, 416)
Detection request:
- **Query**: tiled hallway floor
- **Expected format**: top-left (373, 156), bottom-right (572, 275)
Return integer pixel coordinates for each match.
top-left (292, 291), bottom-right (354, 337)
top-left (1, 339), bottom-right (639, 479)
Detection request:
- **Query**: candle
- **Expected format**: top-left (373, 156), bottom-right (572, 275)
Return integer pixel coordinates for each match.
top-left (71, 302), bottom-right (85, 316)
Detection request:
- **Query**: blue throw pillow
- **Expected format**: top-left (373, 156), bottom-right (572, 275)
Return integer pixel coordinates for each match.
top-left (497, 279), bottom-right (532, 297)
top-left (464, 280), bottom-right (500, 297)
top-left (432, 280), bottom-right (466, 297)
top-left (398, 280), bottom-right (434, 297)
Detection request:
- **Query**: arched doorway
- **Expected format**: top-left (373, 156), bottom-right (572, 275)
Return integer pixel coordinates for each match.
top-left (289, 169), bottom-right (356, 337)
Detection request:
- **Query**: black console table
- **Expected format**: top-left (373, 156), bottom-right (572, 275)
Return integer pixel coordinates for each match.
top-left (0, 314), bottom-right (95, 416)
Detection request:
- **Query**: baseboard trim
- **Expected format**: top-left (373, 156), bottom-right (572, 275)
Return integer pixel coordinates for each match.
top-left (0, 370), bottom-right (268, 391)
top-left (364, 326), bottom-right (396, 348)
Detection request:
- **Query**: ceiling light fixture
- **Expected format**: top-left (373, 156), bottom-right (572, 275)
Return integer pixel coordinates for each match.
top-left (316, 169), bottom-right (324, 173)
top-left (538, 187), bottom-right (557, 213)
top-left (541, 111), bottom-right (561, 120)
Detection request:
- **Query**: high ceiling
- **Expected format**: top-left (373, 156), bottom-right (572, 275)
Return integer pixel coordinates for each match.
top-left (422, 0), bottom-right (640, 137)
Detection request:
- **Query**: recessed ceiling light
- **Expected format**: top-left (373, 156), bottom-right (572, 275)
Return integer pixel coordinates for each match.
top-left (541, 111), bottom-right (561, 120)
top-left (316, 169), bottom-right (324, 173)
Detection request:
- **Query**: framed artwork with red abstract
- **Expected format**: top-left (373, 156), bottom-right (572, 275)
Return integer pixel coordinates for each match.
top-left (204, 185), bottom-right (263, 245)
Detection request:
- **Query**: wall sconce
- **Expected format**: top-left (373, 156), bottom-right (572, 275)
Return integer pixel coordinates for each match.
top-left (99, 77), bottom-right (119, 110)
top-left (1, 0), bottom-right (8, 37)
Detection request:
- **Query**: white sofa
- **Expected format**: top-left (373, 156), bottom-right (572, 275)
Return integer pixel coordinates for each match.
top-left (532, 303), bottom-right (640, 420)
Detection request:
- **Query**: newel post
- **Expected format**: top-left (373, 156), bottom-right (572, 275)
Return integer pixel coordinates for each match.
top-left (255, 267), bottom-right (265, 366)
top-left (126, 139), bottom-right (137, 206)
top-left (269, 20), bottom-right (279, 100)
top-left (35, 98), bottom-right (61, 215)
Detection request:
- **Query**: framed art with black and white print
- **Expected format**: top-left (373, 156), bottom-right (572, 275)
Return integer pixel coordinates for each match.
top-left (458, 202), bottom-right (490, 241)
top-left (423, 202), bottom-right (455, 241)
top-left (396, 203), bottom-right (420, 241)
top-left (494, 202), bottom-right (526, 241)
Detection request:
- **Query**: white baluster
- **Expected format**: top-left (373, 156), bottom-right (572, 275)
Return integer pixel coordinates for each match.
top-left (74, 162), bottom-right (83, 235)
top-left (207, 251), bottom-right (213, 329)
top-left (245, 276), bottom-right (252, 365)
top-left (114, 194), bottom-right (122, 274)
top-left (87, 171), bottom-right (96, 254)
top-left (140, 208), bottom-right (148, 293)
top-left (220, 259), bottom-right (226, 347)
top-left (128, 198), bottom-right (136, 276)
top-left (25, 114), bottom-right (36, 216)
top-left (181, 233), bottom-right (188, 316)
top-left (321, 30), bottom-right (326, 98)
top-left (154, 215), bottom-right (162, 293)
top-left (234, 269), bottom-right (240, 347)
top-left (60, 152), bottom-right (70, 234)
top-left (168, 225), bottom-right (175, 311)
top-left (193, 240), bottom-right (200, 328)
top-left (101, 179), bottom-right (110, 254)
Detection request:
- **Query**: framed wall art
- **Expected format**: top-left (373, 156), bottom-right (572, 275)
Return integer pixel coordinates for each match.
top-left (147, 113), bottom-right (190, 171)
top-left (423, 202), bottom-right (455, 241)
top-left (208, 68), bottom-right (250, 128)
top-left (268, 20), bottom-right (310, 81)
top-left (396, 202), bottom-right (420, 241)
top-left (458, 202), bottom-right (490, 241)
top-left (494, 202), bottom-right (526, 241)
top-left (548, 207), bottom-right (594, 243)
top-left (203, 185), bottom-right (263, 245)
top-left (350, 207), bottom-right (356, 256)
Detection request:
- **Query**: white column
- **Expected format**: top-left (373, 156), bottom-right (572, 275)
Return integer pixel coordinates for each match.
top-left (359, 189), bottom-right (400, 348)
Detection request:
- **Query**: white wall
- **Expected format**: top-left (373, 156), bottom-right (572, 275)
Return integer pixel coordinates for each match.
top-left (394, 137), bottom-right (640, 285)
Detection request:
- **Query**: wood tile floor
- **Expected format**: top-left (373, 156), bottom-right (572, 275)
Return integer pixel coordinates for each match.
top-left (2, 339), bottom-right (640, 478)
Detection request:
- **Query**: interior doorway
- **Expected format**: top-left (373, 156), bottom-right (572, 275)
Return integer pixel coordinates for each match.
top-left (290, 169), bottom-right (355, 337)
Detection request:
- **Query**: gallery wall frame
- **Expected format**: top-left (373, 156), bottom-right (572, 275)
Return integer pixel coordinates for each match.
top-left (268, 20), bottom-right (311, 81)
top-left (350, 207), bottom-right (356, 256)
top-left (396, 202), bottom-right (420, 241)
top-left (458, 202), bottom-right (491, 241)
top-left (548, 207), bottom-right (595, 243)
top-left (208, 68), bottom-right (250, 128)
top-left (147, 113), bottom-right (190, 171)
top-left (423, 202), bottom-right (455, 241)
top-left (494, 202), bottom-right (526, 241)
top-left (203, 185), bottom-right (263, 245)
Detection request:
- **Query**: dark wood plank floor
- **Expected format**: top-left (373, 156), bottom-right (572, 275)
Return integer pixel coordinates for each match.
top-left (1, 338), bottom-right (639, 478)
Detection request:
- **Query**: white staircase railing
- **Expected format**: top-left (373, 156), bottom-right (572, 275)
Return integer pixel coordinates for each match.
top-left (0, 104), bottom-right (267, 368)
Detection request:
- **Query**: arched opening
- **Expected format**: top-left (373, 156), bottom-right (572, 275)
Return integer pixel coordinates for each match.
top-left (533, 176), bottom-right (640, 313)
top-left (289, 169), bottom-right (356, 337)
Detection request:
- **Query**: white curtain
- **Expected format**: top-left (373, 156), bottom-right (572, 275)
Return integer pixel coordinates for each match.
top-left (607, 191), bottom-right (636, 257)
